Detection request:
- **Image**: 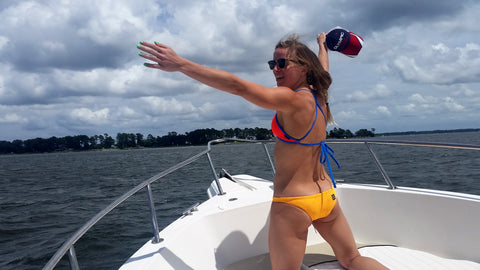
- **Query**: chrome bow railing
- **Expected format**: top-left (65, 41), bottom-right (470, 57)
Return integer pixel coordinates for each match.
top-left (42, 138), bottom-right (480, 269)
top-left (42, 138), bottom-right (275, 270)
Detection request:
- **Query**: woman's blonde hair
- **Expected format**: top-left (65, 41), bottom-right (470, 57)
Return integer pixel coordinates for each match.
top-left (275, 34), bottom-right (334, 124)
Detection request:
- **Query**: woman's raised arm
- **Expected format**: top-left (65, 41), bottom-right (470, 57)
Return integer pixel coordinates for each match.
top-left (137, 41), bottom-right (296, 112)
top-left (317, 33), bottom-right (329, 72)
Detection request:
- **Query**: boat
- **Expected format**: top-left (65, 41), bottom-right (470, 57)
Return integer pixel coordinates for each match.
top-left (43, 138), bottom-right (480, 270)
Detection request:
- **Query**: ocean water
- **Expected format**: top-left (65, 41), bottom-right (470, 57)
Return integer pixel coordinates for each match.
top-left (0, 132), bottom-right (479, 270)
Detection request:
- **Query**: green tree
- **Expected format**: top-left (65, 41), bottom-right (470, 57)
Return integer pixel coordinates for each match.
top-left (254, 127), bottom-right (273, 140)
top-left (224, 128), bottom-right (234, 138)
top-left (116, 133), bottom-right (129, 149)
top-left (355, 129), bottom-right (375, 137)
top-left (102, 134), bottom-right (115, 149)
top-left (0, 141), bottom-right (11, 154)
top-left (136, 133), bottom-right (144, 146)
top-left (143, 134), bottom-right (155, 147)
top-left (89, 135), bottom-right (99, 149)
top-left (12, 140), bottom-right (25, 153)
top-left (328, 128), bottom-right (354, 139)
top-left (234, 128), bottom-right (244, 139)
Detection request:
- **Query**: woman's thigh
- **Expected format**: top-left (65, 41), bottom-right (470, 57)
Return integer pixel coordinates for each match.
top-left (268, 202), bottom-right (312, 270)
top-left (313, 203), bottom-right (360, 267)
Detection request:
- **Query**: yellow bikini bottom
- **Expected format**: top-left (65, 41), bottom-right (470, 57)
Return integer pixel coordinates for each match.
top-left (272, 187), bottom-right (337, 221)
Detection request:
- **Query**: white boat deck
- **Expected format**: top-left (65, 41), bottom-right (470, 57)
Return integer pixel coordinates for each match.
top-left (226, 243), bottom-right (480, 270)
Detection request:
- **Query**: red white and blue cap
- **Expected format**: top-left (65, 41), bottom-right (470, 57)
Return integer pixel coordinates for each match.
top-left (326, 27), bottom-right (364, 58)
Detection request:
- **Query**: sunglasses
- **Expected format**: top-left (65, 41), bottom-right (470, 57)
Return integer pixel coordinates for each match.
top-left (267, 58), bottom-right (299, 70)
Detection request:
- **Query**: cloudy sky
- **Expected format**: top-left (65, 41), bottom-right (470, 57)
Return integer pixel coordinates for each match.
top-left (0, 0), bottom-right (479, 141)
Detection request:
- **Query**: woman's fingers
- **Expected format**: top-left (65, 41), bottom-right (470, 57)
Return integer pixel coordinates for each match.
top-left (137, 41), bottom-right (167, 67)
top-left (137, 41), bottom-right (182, 71)
top-left (138, 42), bottom-right (159, 57)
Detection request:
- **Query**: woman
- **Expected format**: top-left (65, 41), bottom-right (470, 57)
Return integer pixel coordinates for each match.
top-left (137, 33), bottom-right (387, 270)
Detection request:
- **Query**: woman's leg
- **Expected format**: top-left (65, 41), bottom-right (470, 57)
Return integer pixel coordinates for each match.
top-left (269, 202), bottom-right (312, 270)
top-left (313, 203), bottom-right (388, 270)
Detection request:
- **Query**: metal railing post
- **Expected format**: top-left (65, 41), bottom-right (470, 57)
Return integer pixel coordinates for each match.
top-left (364, 142), bottom-right (396, 189)
top-left (67, 246), bottom-right (80, 270)
top-left (206, 152), bottom-right (225, 195)
top-left (146, 184), bottom-right (163, 243)
top-left (262, 142), bottom-right (275, 176)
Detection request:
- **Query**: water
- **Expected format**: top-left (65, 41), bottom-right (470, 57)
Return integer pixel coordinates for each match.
top-left (1, 132), bottom-right (479, 270)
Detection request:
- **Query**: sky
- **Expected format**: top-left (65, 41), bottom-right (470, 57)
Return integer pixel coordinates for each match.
top-left (0, 0), bottom-right (479, 141)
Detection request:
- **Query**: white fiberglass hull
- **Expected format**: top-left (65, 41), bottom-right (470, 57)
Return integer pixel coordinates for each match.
top-left (120, 175), bottom-right (480, 270)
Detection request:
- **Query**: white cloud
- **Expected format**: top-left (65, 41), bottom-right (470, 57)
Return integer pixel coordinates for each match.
top-left (344, 84), bottom-right (393, 102)
top-left (138, 96), bottom-right (196, 115)
top-left (408, 93), bottom-right (438, 104)
top-left (399, 93), bottom-right (466, 115)
top-left (372, 106), bottom-right (391, 116)
top-left (432, 43), bottom-right (450, 54)
top-left (0, 0), bottom-right (479, 140)
top-left (392, 42), bottom-right (480, 84)
top-left (70, 108), bottom-right (110, 125)
top-left (0, 112), bottom-right (28, 124)
top-left (396, 103), bottom-right (416, 114)
top-left (443, 97), bottom-right (465, 112)
top-left (335, 109), bottom-right (361, 121)
top-left (0, 36), bottom-right (8, 50)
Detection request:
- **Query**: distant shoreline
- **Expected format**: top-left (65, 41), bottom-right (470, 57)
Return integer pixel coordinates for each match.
top-left (1, 128), bottom-right (478, 155)
top-left (376, 128), bottom-right (480, 137)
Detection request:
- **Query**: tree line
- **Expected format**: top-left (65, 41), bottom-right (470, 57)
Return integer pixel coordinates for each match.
top-left (0, 127), bottom-right (374, 154)
top-left (328, 127), bottom-right (375, 139)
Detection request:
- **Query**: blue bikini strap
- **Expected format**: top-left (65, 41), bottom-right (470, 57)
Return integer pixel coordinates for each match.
top-left (279, 89), bottom-right (340, 187)
top-left (320, 141), bottom-right (340, 188)
top-left (295, 89), bottom-right (317, 141)
top-left (278, 89), bottom-right (318, 142)
top-left (314, 95), bottom-right (327, 125)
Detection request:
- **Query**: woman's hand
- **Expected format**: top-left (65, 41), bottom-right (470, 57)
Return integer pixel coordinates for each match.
top-left (317, 33), bottom-right (329, 72)
top-left (137, 41), bottom-right (185, 72)
top-left (317, 33), bottom-right (328, 52)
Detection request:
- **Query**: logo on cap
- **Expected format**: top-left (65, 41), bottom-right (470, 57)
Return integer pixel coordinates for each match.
top-left (326, 27), bottom-right (364, 58)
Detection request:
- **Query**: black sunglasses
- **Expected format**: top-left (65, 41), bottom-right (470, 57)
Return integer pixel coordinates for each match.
top-left (268, 58), bottom-right (299, 70)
